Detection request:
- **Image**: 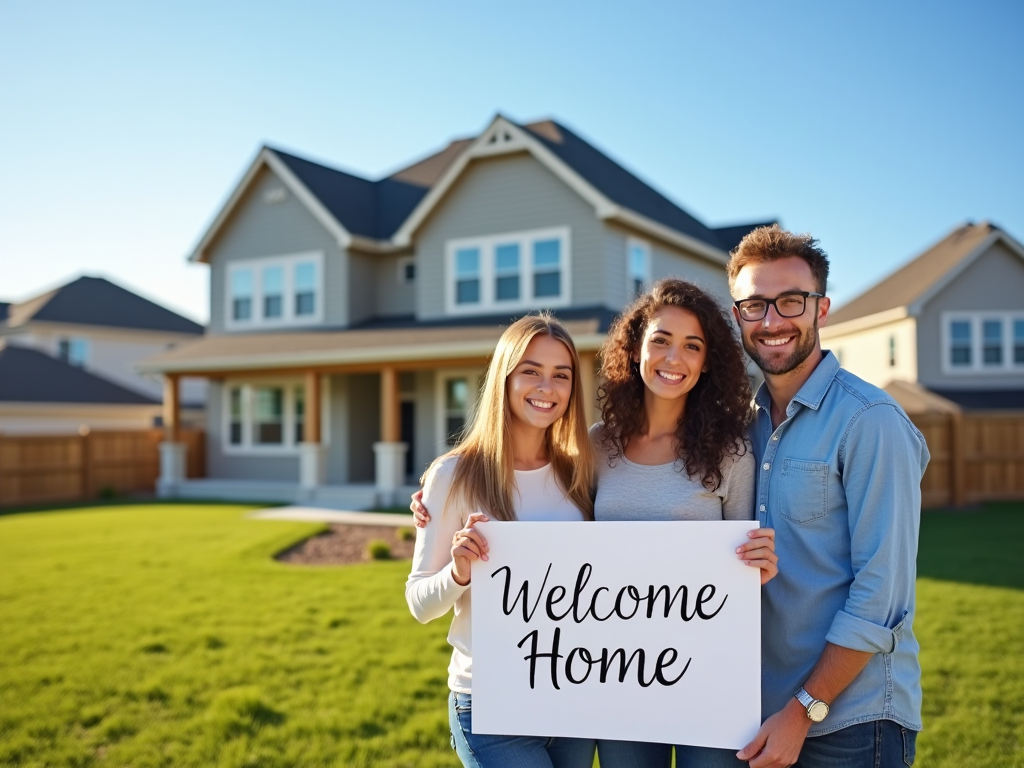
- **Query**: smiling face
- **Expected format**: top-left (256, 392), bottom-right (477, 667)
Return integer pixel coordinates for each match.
top-left (635, 306), bottom-right (708, 405)
top-left (730, 256), bottom-right (830, 379)
top-left (506, 333), bottom-right (574, 434)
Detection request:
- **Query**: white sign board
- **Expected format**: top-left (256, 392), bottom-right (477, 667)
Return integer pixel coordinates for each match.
top-left (471, 521), bottom-right (761, 749)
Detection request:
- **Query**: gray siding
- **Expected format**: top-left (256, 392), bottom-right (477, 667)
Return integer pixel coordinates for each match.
top-left (414, 153), bottom-right (607, 320)
top-left (375, 254), bottom-right (417, 317)
top-left (412, 370), bottom-right (438, 479)
top-left (205, 381), bottom-right (300, 482)
top-left (603, 223), bottom-right (731, 312)
top-left (347, 251), bottom-right (377, 326)
top-left (917, 241), bottom-right (1024, 390)
top-left (206, 166), bottom-right (349, 333)
top-left (347, 373), bottom-right (380, 482)
top-left (325, 375), bottom-right (351, 484)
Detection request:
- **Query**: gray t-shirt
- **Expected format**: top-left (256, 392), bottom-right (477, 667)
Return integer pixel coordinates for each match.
top-left (590, 422), bottom-right (755, 521)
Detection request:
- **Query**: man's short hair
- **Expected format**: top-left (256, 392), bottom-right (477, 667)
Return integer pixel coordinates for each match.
top-left (727, 224), bottom-right (830, 295)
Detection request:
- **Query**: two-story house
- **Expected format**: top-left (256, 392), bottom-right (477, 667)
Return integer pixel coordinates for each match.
top-left (821, 222), bottom-right (1024, 412)
top-left (141, 115), bottom-right (771, 507)
top-left (0, 276), bottom-right (205, 434)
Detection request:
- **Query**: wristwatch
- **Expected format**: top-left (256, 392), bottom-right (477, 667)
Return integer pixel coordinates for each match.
top-left (795, 687), bottom-right (829, 722)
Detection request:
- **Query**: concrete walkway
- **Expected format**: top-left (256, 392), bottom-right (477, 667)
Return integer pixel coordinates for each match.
top-left (247, 506), bottom-right (415, 526)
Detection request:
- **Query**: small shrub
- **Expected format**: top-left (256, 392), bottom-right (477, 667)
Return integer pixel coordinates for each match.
top-left (396, 527), bottom-right (415, 542)
top-left (367, 540), bottom-right (391, 560)
top-left (98, 485), bottom-right (117, 499)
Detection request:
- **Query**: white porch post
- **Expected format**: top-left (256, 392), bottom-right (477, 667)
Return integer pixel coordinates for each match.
top-left (374, 366), bottom-right (407, 507)
top-left (157, 374), bottom-right (187, 497)
top-left (299, 371), bottom-right (326, 495)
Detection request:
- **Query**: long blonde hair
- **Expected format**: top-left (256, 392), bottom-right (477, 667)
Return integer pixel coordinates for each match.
top-left (423, 313), bottom-right (594, 521)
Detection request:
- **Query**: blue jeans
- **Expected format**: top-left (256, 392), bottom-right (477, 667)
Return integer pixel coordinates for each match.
top-left (796, 720), bottom-right (917, 767)
top-left (597, 739), bottom-right (741, 768)
top-left (448, 692), bottom-right (596, 768)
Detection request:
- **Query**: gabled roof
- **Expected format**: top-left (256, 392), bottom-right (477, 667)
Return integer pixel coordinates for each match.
top-left (1, 276), bottom-right (204, 334)
top-left (189, 115), bottom-right (771, 264)
top-left (829, 222), bottom-right (1024, 326)
top-left (0, 345), bottom-right (159, 404)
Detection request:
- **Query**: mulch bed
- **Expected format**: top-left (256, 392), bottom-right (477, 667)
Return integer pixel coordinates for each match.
top-left (276, 523), bottom-right (416, 565)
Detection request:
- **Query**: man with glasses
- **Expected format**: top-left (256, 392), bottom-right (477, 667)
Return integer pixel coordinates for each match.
top-left (728, 226), bottom-right (929, 768)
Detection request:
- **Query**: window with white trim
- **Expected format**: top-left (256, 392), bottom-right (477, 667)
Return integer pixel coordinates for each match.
top-left (445, 227), bottom-right (571, 313)
top-left (223, 380), bottom-right (327, 453)
top-left (943, 313), bottom-right (1024, 374)
top-left (397, 256), bottom-right (416, 284)
top-left (627, 237), bottom-right (651, 298)
top-left (225, 251), bottom-right (323, 328)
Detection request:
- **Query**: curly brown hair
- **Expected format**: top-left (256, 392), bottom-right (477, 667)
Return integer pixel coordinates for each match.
top-left (597, 278), bottom-right (751, 490)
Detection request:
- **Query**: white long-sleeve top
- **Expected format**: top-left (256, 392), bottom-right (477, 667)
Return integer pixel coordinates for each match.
top-left (405, 456), bottom-right (585, 693)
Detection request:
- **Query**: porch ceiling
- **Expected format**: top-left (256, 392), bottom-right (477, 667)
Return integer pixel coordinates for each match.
top-left (137, 318), bottom-right (605, 376)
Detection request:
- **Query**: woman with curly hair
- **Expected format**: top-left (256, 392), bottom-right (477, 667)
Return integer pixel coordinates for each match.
top-left (591, 277), bottom-right (776, 768)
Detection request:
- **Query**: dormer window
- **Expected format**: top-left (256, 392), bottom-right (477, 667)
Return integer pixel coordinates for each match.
top-left (446, 227), bottom-right (571, 314)
top-left (58, 338), bottom-right (89, 367)
top-left (225, 252), bottom-right (323, 329)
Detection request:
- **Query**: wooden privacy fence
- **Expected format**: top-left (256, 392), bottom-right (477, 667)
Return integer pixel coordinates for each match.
top-left (0, 428), bottom-right (204, 508)
top-left (912, 412), bottom-right (1024, 508)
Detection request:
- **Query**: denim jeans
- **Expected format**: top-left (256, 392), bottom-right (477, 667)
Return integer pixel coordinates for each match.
top-left (448, 692), bottom-right (596, 768)
top-left (796, 719), bottom-right (917, 768)
top-left (597, 739), bottom-right (742, 768)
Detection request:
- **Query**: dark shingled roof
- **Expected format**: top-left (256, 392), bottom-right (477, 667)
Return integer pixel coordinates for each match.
top-left (271, 148), bottom-right (433, 240)
top-left (828, 223), bottom-right (1000, 326)
top-left (0, 345), bottom-right (159, 404)
top-left (710, 221), bottom-right (779, 254)
top-left (3, 276), bottom-right (204, 334)
top-left (269, 119), bottom-right (770, 250)
top-left (0, 303), bottom-right (9, 323)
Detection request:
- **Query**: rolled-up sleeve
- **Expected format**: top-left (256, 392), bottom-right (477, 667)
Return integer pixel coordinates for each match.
top-left (825, 404), bottom-right (929, 654)
top-left (405, 458), bottom-right (471, 624)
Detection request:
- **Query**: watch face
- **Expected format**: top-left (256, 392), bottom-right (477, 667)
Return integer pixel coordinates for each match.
top-left (808, 701), bottom-right (829, 722)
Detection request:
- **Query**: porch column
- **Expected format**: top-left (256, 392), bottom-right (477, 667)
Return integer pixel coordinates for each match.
top-left (157, 374), bottom-right (186, 497)
top-left (300, 370), bottom-right (326, 491)
top-left (579, 351), bottom-right (599, 427)
top-left (373, 366), bottom-right (408, 507)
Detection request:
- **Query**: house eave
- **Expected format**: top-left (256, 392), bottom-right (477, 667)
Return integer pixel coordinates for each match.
top-left (820, 306), bottom-right (911, 338)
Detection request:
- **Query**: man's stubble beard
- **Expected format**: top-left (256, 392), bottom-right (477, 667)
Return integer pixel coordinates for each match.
top-left (743, 316), bottom-right (819, 376)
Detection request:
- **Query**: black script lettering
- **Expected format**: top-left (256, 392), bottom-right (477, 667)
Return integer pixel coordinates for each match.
top-left (545, 585), bottom-right (570, 621)
top-left (589, 586), bottom-right (613, 621)
top-left (696, 584), bottom-right (727, 619)
top-left (517, 627), bottom-right (563, 690)
top-left (654, 648), bottom-right (691, 685)
top-left (613, 585), bottom-right (642, 620)
top-left (572, 564), bottom-right (593, 623)
top-left (565, 647), bottom-right (593, 684)
top-left (492, 564), bottom-right (551, 622)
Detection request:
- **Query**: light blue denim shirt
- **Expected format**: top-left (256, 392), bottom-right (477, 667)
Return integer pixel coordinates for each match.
top-left (751, 351), bottom-right (929, 736)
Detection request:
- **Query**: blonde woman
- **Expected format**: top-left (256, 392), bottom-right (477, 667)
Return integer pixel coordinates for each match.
top-left (405, 313), bottom-right (596, 768)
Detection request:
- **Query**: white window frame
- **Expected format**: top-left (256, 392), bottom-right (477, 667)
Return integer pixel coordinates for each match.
top-left (444, 226), bottom-right (572, 314)
top-left (221, 378), bottom-right (330, 455)
top-left (397, 256), bottom-right (416, 284)
top-left (627, 236), bottom-right (651, 298)
top-left (225, 251), bottom-right (324, 330)
top-left (434, 369), bottom-right (481, 451)
top-left (941, 312), bottom-right (1024, 375)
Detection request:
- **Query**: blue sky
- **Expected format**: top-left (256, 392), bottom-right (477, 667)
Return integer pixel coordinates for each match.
top-left (1, 0), bottom-right (1021, 323)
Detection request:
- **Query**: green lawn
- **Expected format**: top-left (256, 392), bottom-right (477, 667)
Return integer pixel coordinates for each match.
top-left (0, 502), bottom-right (1021, 767)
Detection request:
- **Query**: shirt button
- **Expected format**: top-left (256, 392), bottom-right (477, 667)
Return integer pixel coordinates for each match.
top-left (772, 435), bottom-right (779, 441)
top-left (763, 463), bottom-right (771, 471)
top-left (759, 504), bottom-right (766, 512)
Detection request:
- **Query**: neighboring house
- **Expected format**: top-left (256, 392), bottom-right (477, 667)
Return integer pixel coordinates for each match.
top-left (140, 114), bottom-right (771, 507)
top-left (0, 276), bottom-right (206, 433)
top-left (821, 222), bottom-right (1024, 411)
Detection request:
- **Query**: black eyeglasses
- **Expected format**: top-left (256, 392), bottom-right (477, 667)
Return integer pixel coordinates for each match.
top-left (734, 291), bottom-right (824, 322)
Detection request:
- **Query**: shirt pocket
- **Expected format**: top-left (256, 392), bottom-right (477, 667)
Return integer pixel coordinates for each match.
top-left (778, 459), bottom-right (828, 524)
